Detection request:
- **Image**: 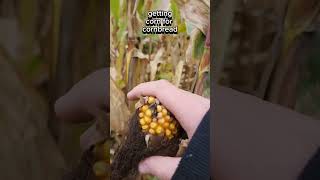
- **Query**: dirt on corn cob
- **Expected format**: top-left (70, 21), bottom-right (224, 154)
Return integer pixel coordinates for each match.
top-left (111, 96), bottom-right (186, 179)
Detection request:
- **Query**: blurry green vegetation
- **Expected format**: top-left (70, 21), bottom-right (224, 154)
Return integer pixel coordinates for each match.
top-left (213, 0), bottom-right (320, 119)
top-left (110, 0), bottom-right (210, 179)
top-left (0, 0), bottom-right (107, 179)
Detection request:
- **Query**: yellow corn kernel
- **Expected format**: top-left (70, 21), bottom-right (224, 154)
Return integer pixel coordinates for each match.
top-left (145, 109), bottom-right (152, 117)
top-left (141, 125), bottom-right (149, 130)
top-left (164, 115), bottom-right (171, 121)
top-left (156, 105), bottom-right (162, 112)
top-left (156, 126), bottom-right (164, 134)
top-left (142, 105), bottom-right (148, 112)
top-left (162, 108), bottom-right (168, 116)
top-left (150, 122), bottom-right (157, 129)
top-left (158, 118), bottom-right (165, 124)
top-left (165, 129), bottom-right (172, 136)
top-left (144, 116), bottom-right (152, 124)
top-left (157, 112), bottom-right (163, 118)
top-left (139, 118), bottom-right (146, 125)
top-left (138, 112), bottom-right (144, 118)
top-left (148, 96), bottom-right (155, 104)
top-left (169, 123), bottom-right (175, 130)
top-left (149, 128), bottom-right (155, 135)
top-left (163, 122), bottom-right (169, 128)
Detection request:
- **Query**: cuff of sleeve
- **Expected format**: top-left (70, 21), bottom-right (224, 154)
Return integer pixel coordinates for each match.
top-left (172, 111), bottom-right (210, 180)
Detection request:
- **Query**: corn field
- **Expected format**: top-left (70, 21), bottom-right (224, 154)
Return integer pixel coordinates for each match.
top-left (213, 0), bottom-right (320, 119)
top-left (110, 0), bottom-right (210, 179)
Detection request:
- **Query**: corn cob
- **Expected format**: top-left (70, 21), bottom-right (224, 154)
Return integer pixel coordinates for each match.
top-left (137, 96), bottom-right (178, 140)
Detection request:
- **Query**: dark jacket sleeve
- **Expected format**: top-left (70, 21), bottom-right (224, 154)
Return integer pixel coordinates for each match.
top-left (298, 148), bottom-right (320, 180)
top-left (172, 111), bottom-right (210, 180)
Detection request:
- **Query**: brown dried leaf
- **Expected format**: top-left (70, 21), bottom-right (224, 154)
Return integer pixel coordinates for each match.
top-left (110, 78), bottom-right (130, 134)
top-left (150, 47), bottom-right (164, 81)
top-left (186, 28), bottom-right (206, 63)
top-left (174, 0), bottom-right (210, 34)
top-left (285, 0), bottom-right (320, 36)
top-left (173, 60), bottom-right (185, 87)
top-left (132, 49), bottom-right (149, 59)
top-left (125, 48), bottom-right (134, 85)
top-left (267, 0), bottom-right (320, 103)
top-left (134, 96), bottom-right (145, 109)
top-left (176, 139), bottom-right (189, 156)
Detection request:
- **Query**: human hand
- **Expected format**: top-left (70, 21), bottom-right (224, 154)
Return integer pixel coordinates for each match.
top-left (54, 69), bottom-right (109, 150)
top-left (54, 68), bottom-right (108, 122)
top-left (127, 80), bottom-right (210, 180)
top-left (127, 80), bottom-right (210, 138)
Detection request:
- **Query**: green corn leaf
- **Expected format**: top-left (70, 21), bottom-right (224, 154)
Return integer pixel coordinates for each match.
top-left (192, 30), bottom-right (206, 60)
top-left (110, 0), bottom-right (120, 20)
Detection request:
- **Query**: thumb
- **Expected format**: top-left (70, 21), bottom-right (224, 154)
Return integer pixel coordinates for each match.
top-left (139, 156), bottom-right (181, 180)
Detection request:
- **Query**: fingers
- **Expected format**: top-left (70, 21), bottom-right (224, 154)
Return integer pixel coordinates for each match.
top-left (127, 80), bottom-right (172, 100)
top-left (139, 156), bottom-right (181, 180)
top-left (127, 80), bottom-right (210, 138)
top-left (127, 81), bottom-right (159, 100)
top-left (55, 68), bottom-right (109, 122)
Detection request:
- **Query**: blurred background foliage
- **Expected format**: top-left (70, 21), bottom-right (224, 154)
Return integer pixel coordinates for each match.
top-left (0, 0), bottom-right (107, 179)
top-left (213, 0), bottom-right (320, 120)
top-left (110, 0), bottom-right (210, 179)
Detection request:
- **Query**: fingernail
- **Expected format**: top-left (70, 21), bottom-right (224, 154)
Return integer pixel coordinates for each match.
top-left (127, 92), bottom-right (132, 98)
